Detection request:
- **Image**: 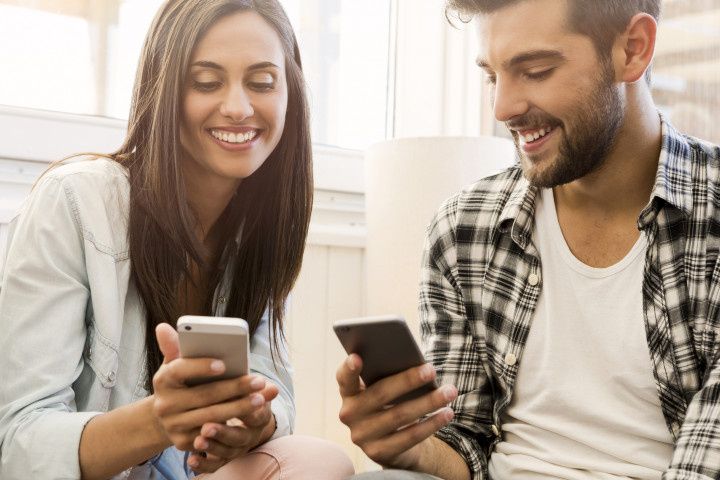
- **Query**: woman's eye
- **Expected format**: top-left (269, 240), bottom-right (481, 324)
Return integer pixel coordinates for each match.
top-left (192, 81), bottom-right (221, 92)
top-left (249, 82), bottom-right (275, 91)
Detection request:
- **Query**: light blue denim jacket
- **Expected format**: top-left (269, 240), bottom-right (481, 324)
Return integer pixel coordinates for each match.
top-left (0, 159), bottom-right (295, 480)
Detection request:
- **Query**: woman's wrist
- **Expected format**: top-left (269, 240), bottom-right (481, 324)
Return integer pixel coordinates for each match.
top-left (142, 395), bottom-right (173, 450)
top-left (260, 411), bottom-right (277, 443)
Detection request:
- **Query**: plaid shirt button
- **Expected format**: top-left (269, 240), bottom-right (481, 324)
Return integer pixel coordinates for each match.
top-left (492, 424), bottom-right (500, 436)
top-left (505, 353), bottom-right (517, 366)
top-left (528, 273), bottom-right (539, 286)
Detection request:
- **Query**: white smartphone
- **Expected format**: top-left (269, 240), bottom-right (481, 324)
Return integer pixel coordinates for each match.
top-left (333, 315), bottom-right (439, 404)
top-left (177, 316), bottom-right (250, 386)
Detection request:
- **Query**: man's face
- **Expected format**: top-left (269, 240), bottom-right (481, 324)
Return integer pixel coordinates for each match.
top-left (476, 0), bottom-right (625, 188)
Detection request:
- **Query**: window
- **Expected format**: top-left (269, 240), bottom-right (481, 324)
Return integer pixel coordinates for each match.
top-left (0, 1), bottom-right (163, 118)
top-left (284, 0), bottom-right (393, 149)
top-left (653, 0), bottom-right (720, 144)
top-left (0, 0), bottom-right (393, 150)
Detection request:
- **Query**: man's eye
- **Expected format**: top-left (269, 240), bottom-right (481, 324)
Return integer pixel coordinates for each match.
top-left (192, 81), bottom-right (221, 92)
top-left (525, 69), bottom-right (555, 81)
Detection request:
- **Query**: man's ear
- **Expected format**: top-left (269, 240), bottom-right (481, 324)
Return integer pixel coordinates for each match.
top-left (616, 13), bottom-right (657, 83)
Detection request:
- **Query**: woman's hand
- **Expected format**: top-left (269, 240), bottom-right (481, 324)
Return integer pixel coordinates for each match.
top-left (151, 324), bottom-right (272, 467)
top-left (186, 382), bottom-right (279, 473)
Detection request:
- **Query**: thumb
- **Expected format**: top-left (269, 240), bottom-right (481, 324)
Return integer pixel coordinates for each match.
top-left (156, 323), bottom-right (180, 364)
top-left (261, 382), bottom-right (280, 402)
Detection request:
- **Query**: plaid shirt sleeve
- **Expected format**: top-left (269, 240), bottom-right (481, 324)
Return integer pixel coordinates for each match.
top-left (420, 195), bottom-right (494, 480)
top-left (663, 349), bottom-right (720, 479)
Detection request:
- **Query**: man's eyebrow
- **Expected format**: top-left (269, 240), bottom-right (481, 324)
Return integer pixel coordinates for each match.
top-left (476, 50), bottom-right (567, 71)
top-left (190, 60), bottom-right (280, 71)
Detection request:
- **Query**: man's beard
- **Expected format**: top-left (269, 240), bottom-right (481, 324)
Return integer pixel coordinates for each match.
top-left (509, 61), bottom-right (624, 188)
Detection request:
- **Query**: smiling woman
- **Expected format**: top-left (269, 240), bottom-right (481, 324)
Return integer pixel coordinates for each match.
top-left (0, 1), bottom-right (354, 480)
top-left (181, 11), bottom-right (289, 194)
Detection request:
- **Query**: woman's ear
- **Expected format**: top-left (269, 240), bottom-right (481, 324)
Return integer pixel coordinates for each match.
top-left (617, 13), bottom-right (658, 83)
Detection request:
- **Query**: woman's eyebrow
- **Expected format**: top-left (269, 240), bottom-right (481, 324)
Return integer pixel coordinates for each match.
top-left (246, 61), bottom-right (280, 71)
top-left (190, 60), bottom-right (280, 71)
top-left (191, 60), bottom-right (225, 70)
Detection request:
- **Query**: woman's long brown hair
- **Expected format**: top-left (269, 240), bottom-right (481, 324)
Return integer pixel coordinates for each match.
top-left (113, 0), bottom-right (312, 389)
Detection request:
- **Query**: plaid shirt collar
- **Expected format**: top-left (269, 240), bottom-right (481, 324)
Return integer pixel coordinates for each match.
top-left (497, 115), bottom-right (694, 248)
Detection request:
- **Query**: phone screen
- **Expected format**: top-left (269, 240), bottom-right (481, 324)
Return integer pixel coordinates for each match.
top-left (334, 316), bottom-right (438, 403)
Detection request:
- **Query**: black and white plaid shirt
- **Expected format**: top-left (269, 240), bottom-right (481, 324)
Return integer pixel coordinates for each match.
top-left (420, 118), bottom-right (720, 480)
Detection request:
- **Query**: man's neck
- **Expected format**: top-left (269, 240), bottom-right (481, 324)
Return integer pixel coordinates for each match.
top-left (554, 85), bottom-right (662, 219)
top-left (549, 85), bottom-right (662, 268)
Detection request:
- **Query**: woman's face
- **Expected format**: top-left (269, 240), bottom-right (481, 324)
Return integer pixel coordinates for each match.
top-left (180, 10), bottom-right (288, 191)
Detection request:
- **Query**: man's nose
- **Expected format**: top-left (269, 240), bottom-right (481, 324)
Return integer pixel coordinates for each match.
top-left (492, 78), bottom-right (529, 123)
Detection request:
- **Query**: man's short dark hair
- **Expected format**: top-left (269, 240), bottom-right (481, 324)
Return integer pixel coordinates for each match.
top-left (447, 0), bottom-right (661, 61)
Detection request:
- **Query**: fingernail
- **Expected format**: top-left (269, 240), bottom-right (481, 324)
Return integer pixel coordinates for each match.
top-left (188, 457), bottom-right (199, 468)
top-left (250, 393), bottom-right (264, 407)
top-left (210, 360), bottom-right (225, 373)
top-left (206, 427), bottom-right (217, 438)
top-left (441, 385), bottom-right (457, 402)
top-left (197, 438), bottom-right (209, 450)
top-left (250, 376), bottom-right (265, 390)
top-left (443, 407), bottom-right (454, 422)
top-left (420, 364), bottom-right (435, 382)
top-left (346, 356), bottom-right (357, 372)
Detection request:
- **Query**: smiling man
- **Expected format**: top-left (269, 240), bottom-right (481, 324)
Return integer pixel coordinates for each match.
top-left (337, 1), bottom-right (720, 479)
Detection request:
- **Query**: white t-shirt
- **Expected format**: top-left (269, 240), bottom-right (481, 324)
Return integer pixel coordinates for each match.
top-left (488, 188), bottom-right (674, 479)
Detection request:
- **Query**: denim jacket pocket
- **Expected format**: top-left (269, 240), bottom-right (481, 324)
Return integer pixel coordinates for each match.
top-left (84, 322), bottom-right (119, 389)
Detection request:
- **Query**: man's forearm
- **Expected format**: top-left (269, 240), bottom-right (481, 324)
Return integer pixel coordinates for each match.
top-left (412, 436), bottom-right (471, 480)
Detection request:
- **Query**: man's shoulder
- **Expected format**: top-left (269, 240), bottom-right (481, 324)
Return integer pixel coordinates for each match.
top-left (684, 134), bottom-right (720, 169)
top-left (434, 165), bottom-right (525, 227)
top-left (426, 165), bottom-right (525, 255)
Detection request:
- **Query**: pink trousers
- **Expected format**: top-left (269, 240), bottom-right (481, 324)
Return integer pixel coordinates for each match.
top-left (203, 435), bottom-right (355, 480)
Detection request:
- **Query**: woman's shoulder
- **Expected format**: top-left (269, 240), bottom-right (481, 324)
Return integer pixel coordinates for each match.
top-left (36, 156), bottom-right (131, 258)
top-left (41, 156), bottom-right (130, 210)
top-left (44, 156), bottom-right (129, 188)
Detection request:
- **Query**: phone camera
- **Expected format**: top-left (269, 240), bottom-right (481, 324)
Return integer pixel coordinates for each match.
top-left (184, 325), bottom-right (192, 331)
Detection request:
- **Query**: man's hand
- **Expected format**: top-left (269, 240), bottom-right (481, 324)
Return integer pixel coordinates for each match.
top-left (336, 353), bottom-right (458, 470)
top-left (151, 324), bottom-right (277, 473)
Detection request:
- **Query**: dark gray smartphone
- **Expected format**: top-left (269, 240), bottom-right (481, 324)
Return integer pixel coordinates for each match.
top-left (333, 315), bottom-right (439, 404)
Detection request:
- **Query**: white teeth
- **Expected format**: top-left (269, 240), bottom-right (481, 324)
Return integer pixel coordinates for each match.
top-left (521, 126), bottom-right (552, 144)
top-left (211, 129), bottom-right (258, 144)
